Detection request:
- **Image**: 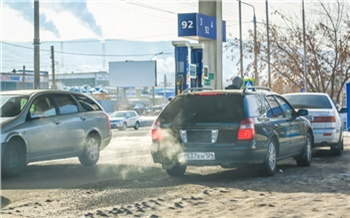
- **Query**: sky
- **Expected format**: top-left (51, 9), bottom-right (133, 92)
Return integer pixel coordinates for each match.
top-left (0, 0), bottom-right (315, 87)
top-left (0, 0), bottom-right (305, 42)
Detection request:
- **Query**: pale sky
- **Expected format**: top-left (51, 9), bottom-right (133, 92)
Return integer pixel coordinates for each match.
top-left (0, 0), bottom-right (305, 42)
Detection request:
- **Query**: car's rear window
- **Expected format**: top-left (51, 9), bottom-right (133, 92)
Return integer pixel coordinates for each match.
top-left (159, 94), bottom-right (244, 123)
top-left (284, 95), bottom-right (332, 109)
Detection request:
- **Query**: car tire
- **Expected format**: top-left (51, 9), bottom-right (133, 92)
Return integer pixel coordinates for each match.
top-left (331, 134), bottom-right (343, 156)
top-left (134, 121), bottom-right (140, 130)
top-left (166, 164), bottom-right (187, 177)
top-left (79, 134), bottom-right (100, 166)
top-left (119, 122), bottom-right (127, 131)
top-left (296, 132), bottom-right (312, 166)
top-left (258, 139), bottom-right (277, 177)
top-left (2, 140), bottom-right (26, 177)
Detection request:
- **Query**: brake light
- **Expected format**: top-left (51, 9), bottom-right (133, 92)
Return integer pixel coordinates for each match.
top-left (151, 119), bottom-right (162, 140)
top-left (311, 116), bottom-right (336, 123)
top-left (238, 118), bottom-right (255, 140)
top-left (105, 112), bottom-right (111, 129)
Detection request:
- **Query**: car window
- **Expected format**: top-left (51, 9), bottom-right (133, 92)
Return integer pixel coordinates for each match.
top-left (0, 95), bottom-right (28, 117)
top-left (29, 95), bottom-right (56, 119)
top-left (111, 112), bottom-right (126, 118)
top-left (244, 94), bottom-right (265, 117)
top-left (266, 96), bottom-right (283, 118)
top-left (73, 94), bottom-right (101, 112)
top-left (159, 94), bottom-right (244, 123)
top-left (53, 94), bottom-right (79, 115)
top-left (284, 94), bottom-right (332, 109)
top-left (275, 96), bottom-right (294, 118)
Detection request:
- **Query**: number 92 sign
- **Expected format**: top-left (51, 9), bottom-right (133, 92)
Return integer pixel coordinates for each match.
top-left (178, 13), bottom-right (216, 40)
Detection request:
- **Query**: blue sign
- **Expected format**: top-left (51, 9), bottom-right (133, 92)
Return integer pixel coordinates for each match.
top-left (178, 13), bottom-right (216, 40)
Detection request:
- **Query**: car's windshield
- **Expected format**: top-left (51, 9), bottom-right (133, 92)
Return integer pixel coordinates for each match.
top-left (0, 94), bottom-right (29, 117)
top-left (284, 95), bottom-right (332, 109)
top-left (110, 112), bottom-right (127, 118)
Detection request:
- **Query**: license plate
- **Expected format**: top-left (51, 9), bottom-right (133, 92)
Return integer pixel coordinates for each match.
top-left (179, 152), bottom-right (215, 161)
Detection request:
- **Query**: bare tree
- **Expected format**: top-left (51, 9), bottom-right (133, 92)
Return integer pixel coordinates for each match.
top-left (225, 0), bottom-right (350, 104)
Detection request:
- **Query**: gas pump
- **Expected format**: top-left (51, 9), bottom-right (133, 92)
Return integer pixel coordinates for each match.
top-left (172, 41), bottom-right (191, 95)
top-left (190, 43), bottom-right (204, 88)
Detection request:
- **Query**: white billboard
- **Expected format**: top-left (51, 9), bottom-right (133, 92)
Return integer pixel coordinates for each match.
top-left (109, 61), bottom-right (157, 87)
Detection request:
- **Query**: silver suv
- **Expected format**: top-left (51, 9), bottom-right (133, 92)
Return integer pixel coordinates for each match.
top-left (1, 90), bottom-right (112, 177)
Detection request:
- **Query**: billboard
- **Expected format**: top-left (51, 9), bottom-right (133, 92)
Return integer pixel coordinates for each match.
top-left (109, 61), bottom-right (157, 87)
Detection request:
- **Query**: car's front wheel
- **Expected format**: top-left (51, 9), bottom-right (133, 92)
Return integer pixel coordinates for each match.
top-left (258, 139), bottom-right (277, 177)
top-left (2, 139), bottom-right (26, 177)
top-left (166, 164), bottom-right (187, 177)
top-left (134, 121), bottom-right (140, 130)
top-left (119, 122), bottom-right (127, 131)
top-left (296, 132), bottom-right (312, 166)
top-left (79, 134), bottom-right (100, 166)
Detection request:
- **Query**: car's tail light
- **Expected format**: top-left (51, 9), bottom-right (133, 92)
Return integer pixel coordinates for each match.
top-left (238, 118), bottom-right (255, 140)
top-left (311, 116), bottom-right (336, 123)
top-left (151, 119), bottom-right (162, 141)
top-left (105, 112), bottom-right (111, 129)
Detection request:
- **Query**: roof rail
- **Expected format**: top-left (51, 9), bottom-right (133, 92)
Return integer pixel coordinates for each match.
top-left (243, 86), bottom-right (271, 93)
top-left (182, 87), bottom-right (213, 94)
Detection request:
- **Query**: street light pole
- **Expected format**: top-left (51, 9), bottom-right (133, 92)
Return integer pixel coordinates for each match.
top-left (238, 0), bottom-right (244, 79)
top-left (266, 0), bottom-right (271, 88)
top-left (302, 0), bottom-right (308, 92)
top-left (241, 1), bottom-right (258, 85)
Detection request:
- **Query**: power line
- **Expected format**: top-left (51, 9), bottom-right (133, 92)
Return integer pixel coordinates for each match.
top-left (1, 41), bottom-right (173, 57)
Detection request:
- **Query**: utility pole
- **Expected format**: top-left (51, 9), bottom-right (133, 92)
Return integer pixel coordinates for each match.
top-left (302, 0), bottom-right (308, 92)
top-left (22, 65), bottom-right (25, 89)
top-left (238, 0), bottom-right (244, 79)
top-left (163, 75), bottom-right (167, 104)
top-left (34, 0), bottom-right (40, 89)
top-left (266, 0), bottom-right (271, 88)
top-left (51, 46), bottom-right (56, 89)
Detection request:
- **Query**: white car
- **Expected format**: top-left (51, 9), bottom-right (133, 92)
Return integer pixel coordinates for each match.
top-left (109, 110), bottom-right (140, 130)
top-left (283, 92), bottom-right (343, 155)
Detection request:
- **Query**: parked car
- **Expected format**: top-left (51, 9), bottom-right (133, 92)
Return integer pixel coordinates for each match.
top-left (283, 92), bottom-right (343, 155)
top-left (339, 107), bottom-right (347, 131)
top-left (151, 87), bottom-right (313, 177)
top-left (109, 110), bottom-right (140, 130)
top-left (1, 89), bottom-right (112, 177)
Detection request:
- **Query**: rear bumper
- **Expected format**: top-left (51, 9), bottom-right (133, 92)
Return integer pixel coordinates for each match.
top-left (312, 128), bottom-right (341, 147)
top-left (150, 141), bottom-right (268, 168)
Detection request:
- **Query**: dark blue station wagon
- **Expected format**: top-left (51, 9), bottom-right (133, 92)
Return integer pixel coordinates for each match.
top-left (151, 87), bottom-right (313, 177)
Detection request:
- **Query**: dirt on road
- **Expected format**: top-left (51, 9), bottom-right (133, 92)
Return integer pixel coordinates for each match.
top-left (1, 137), bottom-right (350, 218)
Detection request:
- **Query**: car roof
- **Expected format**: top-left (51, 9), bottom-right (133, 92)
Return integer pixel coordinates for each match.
top-left (0, 89), bottom-right (84, 96)
top-left (181, 87), bottom-right (277, 96)
top-left (283, 92), bottom-right (329, 96)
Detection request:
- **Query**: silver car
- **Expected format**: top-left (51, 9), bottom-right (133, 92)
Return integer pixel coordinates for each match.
top-left (283, 92), bottom-right (343, 155)
top-left (109, 110), bottom-right (140, 130)
top-left (1, 90), bottom-right (112, 177)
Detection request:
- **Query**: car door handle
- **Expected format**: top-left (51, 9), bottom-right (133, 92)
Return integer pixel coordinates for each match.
top-left (80, 115), bottom-right (87, 121)
top-left (53, 119), bottom-right (62, 125)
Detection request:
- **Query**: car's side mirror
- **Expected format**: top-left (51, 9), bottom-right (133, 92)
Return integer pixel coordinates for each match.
top-left (297, 109), bottom-right (308, 116)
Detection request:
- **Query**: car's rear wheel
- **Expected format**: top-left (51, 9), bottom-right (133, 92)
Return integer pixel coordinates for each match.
top-left (331, 134), bottom-right (343, 156)
top-left (166, 164), bottom-right (187, 177)
top-left (79, 134), bottom-right (100, 166)
top-left (258, 139), bottom-right (277, 177)
top-left (134, 121), bottom-right (140, 130)
top-left (296, 132), bottom-right (312, 166)
top-left (2, 139), bottom-right (26, 177)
